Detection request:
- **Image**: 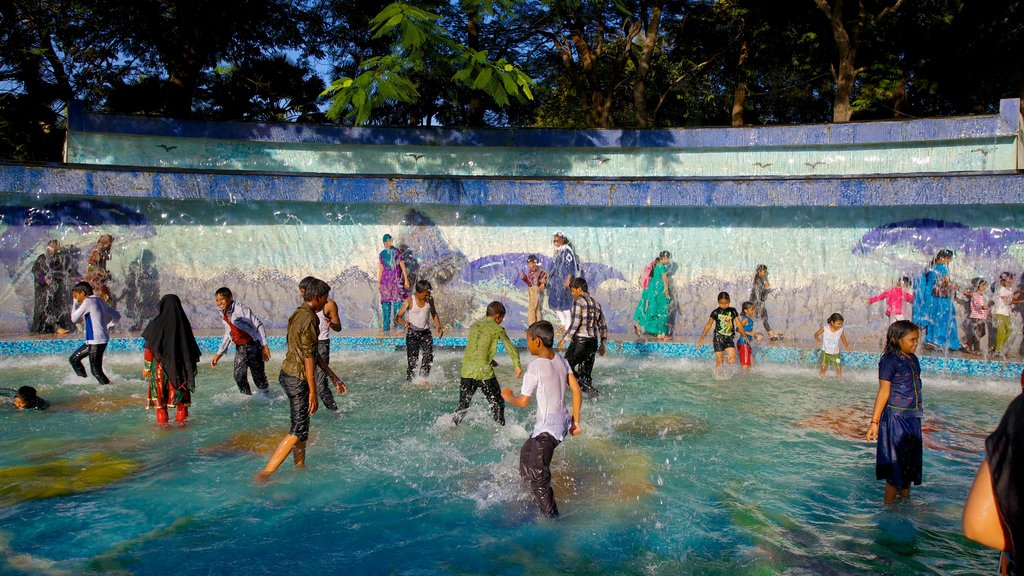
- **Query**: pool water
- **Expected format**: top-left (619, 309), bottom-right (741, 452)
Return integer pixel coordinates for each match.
top-left (0, 350), bottom-right (1016, 575)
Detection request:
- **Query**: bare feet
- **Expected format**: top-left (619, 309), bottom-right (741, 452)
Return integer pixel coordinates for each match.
top-left (633, 325), bottom-right (643, 337)
top-left (656, 334), bottom-right (672, 341)
top-left (55, 328), bottom-right (69, 335)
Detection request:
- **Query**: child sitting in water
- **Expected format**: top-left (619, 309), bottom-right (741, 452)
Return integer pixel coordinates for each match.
top-left (696, 291), bottom-right (748, 374)
top-left (453, 301), bottom-right (522, 426)
top-left (396, 279), bottom-right (444, 383)
top-left (737, 301), bottom-right (762, 371)
top-left (502, 320), bottom-right (582, 517)
top-left (814, 313), bottom-right (852, 378)
top-left (867, 320), bottom-right (923, 505)
top-left (1, 386), bottom-right (49, 410)
top-left (867, 276), bottom-right (914, 325)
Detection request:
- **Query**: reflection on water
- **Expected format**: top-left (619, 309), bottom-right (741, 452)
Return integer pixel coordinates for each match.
top-left (0, 351), bottom-right (1011, 574)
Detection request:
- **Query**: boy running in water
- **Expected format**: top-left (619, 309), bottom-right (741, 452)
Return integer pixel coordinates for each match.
top-left (69, 281), bottom-right (120, 385)
top-left (210, 287), bottom-right (271, 395)
top-left (453, 301), bottom-right (522, 426)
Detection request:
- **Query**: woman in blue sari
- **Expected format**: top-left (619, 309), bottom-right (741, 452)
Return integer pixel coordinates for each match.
top-left (914, 249), bottom-right (961, 351)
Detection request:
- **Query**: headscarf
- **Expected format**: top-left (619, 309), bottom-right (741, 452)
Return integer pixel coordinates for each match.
top-left (141, 294), bottom-right (201, 391)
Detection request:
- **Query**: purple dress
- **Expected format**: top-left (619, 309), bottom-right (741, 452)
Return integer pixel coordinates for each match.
top-left (379, 247), bottom-right (406, 303)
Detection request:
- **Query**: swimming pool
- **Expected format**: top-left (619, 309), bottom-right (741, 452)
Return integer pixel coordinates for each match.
top-left (0, 350), bottom-right (1015, 575)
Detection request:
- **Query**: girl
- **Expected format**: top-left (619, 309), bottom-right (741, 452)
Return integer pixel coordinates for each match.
top-left (633, 251), bottom-right (672, 340)
top-left (696, 291), bottom-right (748, 374)
top-left (737, 301), bottom-right (761, 370)
top-left (993, 272), bottom-right (1020, 356)
top-left (814, 312), bottom-right (851, 378)
top-left (963, 277), bottom-right (990, 355)
top-left (866, 320), bottom-right (923, 505)
top-left (867, 276), bottom-right (914, 325)
top-left (142, 294), bottom-right (201, 425)
top-left (396, 279), bottom-right (444, 382)
top-left (548, 232), bottom-right (582, 331)
top-left (749, 264), bottom-right (782, 340)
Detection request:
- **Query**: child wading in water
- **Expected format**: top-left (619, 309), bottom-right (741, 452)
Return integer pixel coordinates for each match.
top-left (69, 281), bottom-right (121, 385)
top-left (963, 277), bottom-right (990, 356)
top-left (737, 301), bottom-right (761, 371)
top-left (396, 280), bottom-right (444, 383)
top-left (696, 291), bottom-right (748, 374)
top-left (866, 320), bottom-right (924, 505)
top-left (502, 321), bottom-right (582, 517)
top-left (453, 301), bottom-right (522, 426)
top-left (867, 276), bottom-right (914, 325)
top-left (814, 313), bottom-right (852, 378)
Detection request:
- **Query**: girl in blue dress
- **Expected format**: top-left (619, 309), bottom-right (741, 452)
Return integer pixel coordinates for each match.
top-left (866, 320), bottom-right (923, 504)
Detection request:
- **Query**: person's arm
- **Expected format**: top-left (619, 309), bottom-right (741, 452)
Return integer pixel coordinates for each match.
top-left (304, 355), bottom-right (318, 414)
top-left (695, 317), bottom-right (714, 348)
top-left (867, 291), bottom-right (886, 305)
top-left (378, 261), bottom-right (384, 286)
top-left (661, 272), bottom-right (671, 299)
top-left (69, 298), bottom-right (89, 324)
top-left (399, 260), bottom-right (410, 290)
top-left (813, 326), bottom-right (824, 345)
top-left (212, 320), bottom-right (232, 367)
top-left (539, 270), bottom-right (547, 290)
top-left (734, 317), bottom-right (750, 341)
top-left (559, 299), bottom-right (583, 349)
top-left (395, 297), bottom-right (411, 328)
top-left (324, 299), bottom-right (342, 332)
top-left (251, 309), bottom-right (271, 361)
top-left (597, 305), bottom-right (607, 356)
top-left (314, 353), bottom-right (347, 395)
top-left (567, 372), bottom-right (582, 436)
top-left (865, 379), bottom-right (891, 441)
top-left (500, 388), bottom-right (531, 408)
top-left (499, 328), bottom-right (522, 378)
top-left (431, 308), bottom-right (444, 338)
top-left (963, 459), bottom-right (1008, 550)
top-left (841, 332), bottom-right (851, 352)
top-left (904, 289), bottom-right (914, 303)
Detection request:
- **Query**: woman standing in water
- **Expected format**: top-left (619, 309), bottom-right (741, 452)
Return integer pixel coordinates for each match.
top-left (633, 251), bottom-right (673, 340)
top-left (914, 249), bottom-right (961, 351)
top-left (547, 232), bottom-right (581, 331)
top-left (142, 294), bottom-right (201, 425)
top-left (749, 264), bottom-right (781, 340)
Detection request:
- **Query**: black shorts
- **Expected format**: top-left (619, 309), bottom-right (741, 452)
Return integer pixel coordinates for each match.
top-left (713, 334), bottom-right (735, 352)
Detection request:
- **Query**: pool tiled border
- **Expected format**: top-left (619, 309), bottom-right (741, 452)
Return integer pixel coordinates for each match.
top-left (3, 336), bottom-right (1019, 380)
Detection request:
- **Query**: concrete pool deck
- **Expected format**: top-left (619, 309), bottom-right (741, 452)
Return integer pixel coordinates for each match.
top-left (3, 327), bottom-right (1020, 380)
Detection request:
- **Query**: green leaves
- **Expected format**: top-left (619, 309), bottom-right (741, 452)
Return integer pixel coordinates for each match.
top-left (323, 2), bottom-right (534, 125)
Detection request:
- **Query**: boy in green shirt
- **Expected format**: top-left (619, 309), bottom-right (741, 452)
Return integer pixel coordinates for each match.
top-left (452, 301), bottom-right (522, 426)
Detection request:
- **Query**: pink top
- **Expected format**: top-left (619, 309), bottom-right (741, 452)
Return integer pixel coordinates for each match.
top-left (970, 292), bottom-right (989, 319)
top-left (868, 286), bottom-right (914, 316)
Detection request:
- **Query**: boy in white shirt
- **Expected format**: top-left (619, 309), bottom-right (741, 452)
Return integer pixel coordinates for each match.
top-left (502, 320), bottom-right (582, 517)
top-left (69, 281), bottom-right (120, 384)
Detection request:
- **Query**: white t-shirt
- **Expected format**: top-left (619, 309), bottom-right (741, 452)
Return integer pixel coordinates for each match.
top-left (70, 295), bottom-right (120, 344)
top-left (520, 355), bottom-right (573, 441)
top-left (994, 285), bottom-right (1013, 317)
top-left (821, 324), bottom-right (843, 355)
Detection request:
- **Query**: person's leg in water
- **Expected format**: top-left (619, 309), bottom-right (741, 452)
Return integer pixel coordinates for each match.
top-left (87, 344), bottom-right (111, 384)
top-left (420, 331), bottom-right (434, 378)
top-left (564, 337), bottom-right (599, 395)
top-left (479, 377), bottom-right (506, 425)
top-left (248, 342), bottom-right (270, 392)
top-left (69, 344), bottom-right (90, 379)
top-left (406, 329), bottom-right (430, 382)
top-left (452, 378), bottom-right (480, 425)
top-left (257, 372), bottom-right (311, 479)
top-left (233, 345), bottom-right (253, 395)
top-left (315, 340), bottom-right (338, 410)
top-left (519, 433), bottom-right (561, 517)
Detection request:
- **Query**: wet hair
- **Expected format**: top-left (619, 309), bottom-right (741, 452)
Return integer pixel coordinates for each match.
top-left (648, 251), bottom-right (672, 278)
top-left (298, 276), bottom-right (317, 293)
top-left (741, 301), bottom-right (755, 312)
top-left (569, 277), bottom-right (589, 292)
top-left (900, 276), bottom-right (911, 286)
top-left (301, 278), bottom-right (330, 301)
top-left (717, 291), bottom-right (730, 302)
top-left (659, 251), bottom-right (672, 259)
top-left (527, 254), bottom-right (539, 264)
top-left (932, 249), bottom-right (954, 264)
top-left (970, 277), bottom-right (987, 291)
top-left (486, 301), bottom-right (506, 318)
top-left (755, 264), bottom-right (768, 274)
top-left (215, 287), bottom-right (232, 299)
top-left (883, 320), bottom-right (920, 356)
top-left (15, 386), bottom-right (37, 403)
top-left (827, 312), bottom-right (844, 324)
top-left (72, 281), bottom-right (93, 295)
top-left (414, 279), bottom-right (432, 293)
top-left (527, 320), bottom-right (555, 348)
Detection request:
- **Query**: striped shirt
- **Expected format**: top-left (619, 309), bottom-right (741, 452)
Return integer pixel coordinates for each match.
top-left (566, 293), bottom-right (607, 342)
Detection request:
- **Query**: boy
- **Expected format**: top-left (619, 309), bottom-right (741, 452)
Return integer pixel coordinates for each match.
top-left (520, 255), bottom-right (548, 325)
top-left (210, 287), bottom-right (271, 395)
top-left (257, 277), bottom-right (346, 480)
top-left (453, 301), bottom-right (522, 426)
top-left (557, 278), bottom-right (606, 397)
top-left (1, 386), bottom-right (49, 410)
top-left (696, 291), bottom-right (747, 373)
top-left (737, 301), bottom-right (762, 370)
top-left (69, 281), bottom-right (120, 384)
top-left (299, 276), bottom-right (345, 410)
top-left (502, 320), bottom-right (582, 517)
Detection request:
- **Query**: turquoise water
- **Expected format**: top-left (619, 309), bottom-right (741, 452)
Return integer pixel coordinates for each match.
top-left (0, 350), bottom-right (1016, 575)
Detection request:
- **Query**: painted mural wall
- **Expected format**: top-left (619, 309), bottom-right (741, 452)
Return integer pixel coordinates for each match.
top-left (3, 194), bottom-right (1023, 346)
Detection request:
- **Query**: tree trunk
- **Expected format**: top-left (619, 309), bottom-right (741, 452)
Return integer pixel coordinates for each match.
top-left (832, 42), bottom-right (856, 122)
top-left (731, 40), bottom-right (748, 126)
top-left (633, 3), bottom-right (663, 128)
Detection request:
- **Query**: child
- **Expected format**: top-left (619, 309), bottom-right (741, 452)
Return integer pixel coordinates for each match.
top-left (141, 294), bottom-right (201, 425)
top-left (963, 277), bottom-right (990, 355)
top-left (210, 287), bottom-right (271, 395)
top-left (866, 320), bottom-right (923, 505)
top-left (737, 301), bottom-right (761, 370)
top-left (867, 276), bottom-right (914, 324)
top-left (814, 313), bottom-right (852, 378)
top-left (396, 279), bottom-right (445, 382)
top-left (452, 301), bottom-right (522, 426)
top-left (1, 386), bottom-right (49, 410)
top-left (696, 291), bottom-right (746, 373)
top-left (300, 276), bottom-right (346, 411)
top-left (556, 277), bottom-right (607, 397)
top-left (501, 320), bottom-right (582, 517)
top-left (257, 277), bottom-right (346, 480)
top-left (520, 255), bottom-right (548, 326)
top-left (749, 264), bottom-right (782, 340)
top-left (69, 281), bottom-right (120, 385)
top-left (993, 272), bottom-right (1017, 356)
